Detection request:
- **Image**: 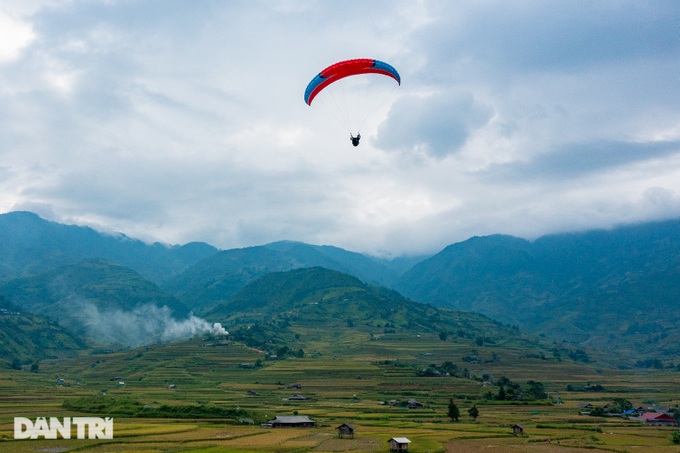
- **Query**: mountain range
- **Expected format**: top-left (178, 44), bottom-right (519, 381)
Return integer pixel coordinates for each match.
top-left (0, 211), bottom-right (678, 365)
top-left (0, 211), bottom-right (218, 285)
top-left (394, 221), bottom-right (680, 357)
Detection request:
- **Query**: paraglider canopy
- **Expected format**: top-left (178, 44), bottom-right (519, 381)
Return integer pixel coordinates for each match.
top-left (304, 58), bottom-right (401, 106)
top-left (304, 59), bottom-right (401, 146)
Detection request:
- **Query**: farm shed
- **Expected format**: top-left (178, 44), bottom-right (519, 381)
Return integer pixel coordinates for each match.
top-left (407, 399), bottom-right (424, 409)
top-left (388, 437), bottom-right (411, 451)
top-left (287, 394), bottom-right (307, 401)
top-left (336, 423), bottom-right (355, 438)
top-left (512, 424), bottom-right (524, 436)
top-left (263, 415), bottom-right (316, 428)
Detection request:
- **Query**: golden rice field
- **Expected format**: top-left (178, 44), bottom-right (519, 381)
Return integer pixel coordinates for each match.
top-left (1, 336), bottom-right (679, 452)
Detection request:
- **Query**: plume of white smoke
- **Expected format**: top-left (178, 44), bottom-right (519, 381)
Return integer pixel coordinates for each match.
top-left (160, 315), bottom-right (228, 342)
top-left (71, 301), bottom-right (227, 347)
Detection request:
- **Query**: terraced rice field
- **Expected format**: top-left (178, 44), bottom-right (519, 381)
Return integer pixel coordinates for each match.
top-left (1, 337), bottom-right (679, 451)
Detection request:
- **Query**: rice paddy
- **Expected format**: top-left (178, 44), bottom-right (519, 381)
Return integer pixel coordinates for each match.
top-left (1, 336), bottom-right (679, 452)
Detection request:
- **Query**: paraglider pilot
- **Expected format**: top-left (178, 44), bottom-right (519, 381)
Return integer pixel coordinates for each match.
top-left (350, 133), bottom-right (361, 147)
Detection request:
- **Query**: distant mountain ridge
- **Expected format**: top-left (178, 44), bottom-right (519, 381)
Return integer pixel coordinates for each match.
top-left (2, 210), bottom-right (679, 363)
top-left (0, 211), bottom-right (218, 284)
top-left (394, 219), bottom-right (680, 359)
top-left (163, 240), bottom-right (421, 313)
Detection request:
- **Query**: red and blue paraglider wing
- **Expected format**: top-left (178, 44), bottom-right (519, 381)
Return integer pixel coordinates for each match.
top-left (304, 58), bottom-right (400, 106)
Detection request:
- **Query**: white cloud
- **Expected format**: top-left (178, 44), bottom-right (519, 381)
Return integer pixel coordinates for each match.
top-left (1, 1), bottom-right (679, 256)
top-left (376, 90), bottom-right (494, 158)
top-left (0, 13), bottom-right (35, 63)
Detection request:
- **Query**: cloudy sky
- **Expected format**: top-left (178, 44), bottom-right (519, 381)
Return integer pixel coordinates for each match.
top-left (1, 1), bottom-right (679, 257)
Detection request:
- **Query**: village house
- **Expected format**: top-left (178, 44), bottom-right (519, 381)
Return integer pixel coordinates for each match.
top-left (262, 415), bottom-right (316, 428)
top-left (407, 398), bottom-right (424, 409)
top-left (639, 412), bottom-right (678, 426)
top-left (336, 423), bottom-right (355, 438)
top-left (387, 437), bottom-right (411, 452)
top-left (287, 394), bottom-right (307, 401)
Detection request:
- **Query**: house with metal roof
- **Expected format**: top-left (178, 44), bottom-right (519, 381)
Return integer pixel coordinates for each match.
top-left (262, 415), bottom-right (316, 428)
top-left (388, 437), bottom-right (411, 451)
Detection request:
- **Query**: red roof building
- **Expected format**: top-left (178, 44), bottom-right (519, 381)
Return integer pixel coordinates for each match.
top-left (639, 413), bottom-right (677, 426)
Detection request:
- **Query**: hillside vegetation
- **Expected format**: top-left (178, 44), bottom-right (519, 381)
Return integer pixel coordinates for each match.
top-left (1, 211), bottom-right (679, 366)
top-left (206, 267), bottom-right (596, 366)
top-left (162, 241), bottom-right (415, 313)
top-left (0, 259), bottom-right (189, 346)
top-left (0, 297), bottom-right (87, 364)
top-left (394, 220), bottom-right (680, 361)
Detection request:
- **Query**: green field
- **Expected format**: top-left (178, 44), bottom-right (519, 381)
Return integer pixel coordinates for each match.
top-left (1, 334), bottom-right (680, 452)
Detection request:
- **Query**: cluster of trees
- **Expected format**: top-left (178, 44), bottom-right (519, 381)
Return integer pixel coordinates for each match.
top-left (416, 361), bottom-right (469, 378)
top-left (551, 347), bottom-right (591, 363)
top-left (635, 358), bottom-right (665, 369)
top-left (447, 399), bottom-right (479, 421)
top-left (229, 323), bottom-right (304, 359)
top-left (270, 345), bottom-right (305, 359)
top-left (7, 358), bottom-right (39, 372)
top-left (229, 323), bottom-right (271, 349)
top-left (587, 398), bottom-right (633, 417)
top-left (482, 377), bottom-right (548, 401)
top-left (62, 395), bottom-right (248, 420)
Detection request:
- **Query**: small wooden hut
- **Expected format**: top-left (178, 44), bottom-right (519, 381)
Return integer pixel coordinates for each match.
top-left (336, 423), bottom-right (355, 438)
top-left (387, 437), bottom-right (411, 451)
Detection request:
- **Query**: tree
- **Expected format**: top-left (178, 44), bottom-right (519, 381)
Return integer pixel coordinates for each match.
top-left (497, 386), bottom-right (506, 401)
top-left (468, 405), bottom-right (479, 420)
top-left (439, 331), bottom-right (448, 341)
top-left (610, 398), bottom-right (633, 414)
top-left (671, 430), bottom-right (680, 445)
top-left (590, 406), bottom-right (606, 417)
top-left (526, 380), bottom-right (548, 400)
top-left (448, 399), bottom-right (460, 422)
